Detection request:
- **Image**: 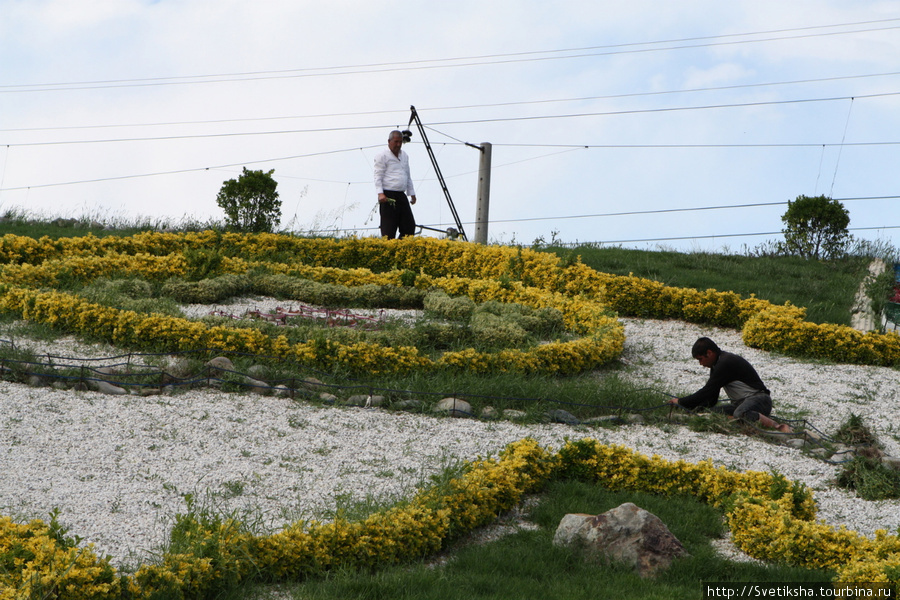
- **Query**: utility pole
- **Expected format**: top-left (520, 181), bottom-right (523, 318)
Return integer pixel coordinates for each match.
top-left (471, 142), bottom-right (492, 244)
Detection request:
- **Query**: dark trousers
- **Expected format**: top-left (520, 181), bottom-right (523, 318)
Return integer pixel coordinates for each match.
top-left (711, 392), bottom-right (772, 423)
top-left (379, 190), bottom-right (416, 239)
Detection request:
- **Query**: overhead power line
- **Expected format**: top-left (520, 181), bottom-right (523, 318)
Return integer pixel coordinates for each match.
top-left (0, 146), bottom-right (382, 192)
top-left (552, 224), bottom-right (900, 246)
top-left (301, 223), bottom-right (900, 242)
top-left (479, 196), bottom-right (900, 226)
top-left (3, 18), bottom-right (900, 93)
top-left (5, 90), bottom-right (900, 148)
top-left (4, 70), bottom-right (900, 136)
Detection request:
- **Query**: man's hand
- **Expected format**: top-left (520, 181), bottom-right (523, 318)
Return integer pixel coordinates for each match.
top-left (410, 195), bottom-right (417, 205)
top-left (669, 398), bottom-right (680, 406)
top-left (378, 193), bottom-right (387, 203)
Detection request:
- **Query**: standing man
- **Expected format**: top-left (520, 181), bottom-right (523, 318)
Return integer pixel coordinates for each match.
top-left (669, 337), bottom-right (792, 433)
top-left (374, 130), bottom-right (417, 239)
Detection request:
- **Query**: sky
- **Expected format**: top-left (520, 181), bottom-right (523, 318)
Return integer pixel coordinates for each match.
top-left (1, 0), bottom-right (899, 253)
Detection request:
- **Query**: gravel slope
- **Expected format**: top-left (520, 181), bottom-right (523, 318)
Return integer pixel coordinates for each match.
top-left (1, 315), bottom-right (898, 569)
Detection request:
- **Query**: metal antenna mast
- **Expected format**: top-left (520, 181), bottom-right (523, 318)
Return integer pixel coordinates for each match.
top-left (406, 105), bottom-right (468, 241)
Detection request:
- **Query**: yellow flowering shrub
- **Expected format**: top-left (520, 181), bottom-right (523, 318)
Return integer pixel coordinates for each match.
top-left (554, 438), bottom-right (816, 518)
top-left (835, 551), bottom-right (900, 587)
top-left (727, 495), bottom-right (867, 570)
top-left (0, 517), bottom-right (121, 600)
top-left (0, 253), bottom-right (188, 287)
top-left (744, 306), bottom-right (900, 366)
top-left (2, 229), bottom-right (896, 365)
top-left (0, 239), bottom-right (627, 377)
top-left (4, 437), bottom-right (900, 596)
top-left (251, 438), bottom-right (554, 580)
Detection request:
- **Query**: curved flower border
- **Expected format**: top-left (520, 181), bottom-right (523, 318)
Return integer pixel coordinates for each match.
top-left (4, 438), bottom-right (897, 598)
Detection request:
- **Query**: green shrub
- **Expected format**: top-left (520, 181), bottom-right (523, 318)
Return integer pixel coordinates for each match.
top-left (162, 273), bottom-right (253, 304)
top-left (78, 277), bottom-right (183, 317)
top-left (183, 245), bottom-right (225, 280)
top-left (423, 290), bottom-right (475, 321)
top-left (412, 321), bottom-right (472, 350)
top-left (470, 311), bottom-right (530, 348)
top-left (476, 300), bottom-right (565, 338)
top-left (79, 277), bottom-right (153, 303)
top-left (254, 274), bottom-right (425, 309)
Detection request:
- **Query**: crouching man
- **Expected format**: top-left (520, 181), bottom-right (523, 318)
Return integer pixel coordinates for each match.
top-left (669, 337), bottom-right (792, 433)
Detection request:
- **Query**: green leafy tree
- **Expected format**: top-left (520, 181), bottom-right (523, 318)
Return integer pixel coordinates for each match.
top-left (216, 167), bottom-right (282, 233)
top-left (780, 194), bottom-right (850, 260)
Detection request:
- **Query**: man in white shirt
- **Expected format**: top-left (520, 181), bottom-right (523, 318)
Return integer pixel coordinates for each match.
top-left (374, 130), bottom-right (417, 239)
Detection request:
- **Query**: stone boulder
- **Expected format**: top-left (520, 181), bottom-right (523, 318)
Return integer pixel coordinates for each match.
top-left (204, 356), bottom-right (234, 373)
top-left (480, 406), bottom-right (499, 420)
top-left (547, 408), bottom-right (580, 425)
top-left (433, 397), bottom-right (472, 418)
top-left (553, 503), bottom-right (687, 577)
top-left (502, 409), bottom-right (527, 420)
top-left (244, 376), bottom-right (272, 395)
top-left (92, 380), bottom-right (128, 395)
top-left (299, 377), bottom-right (325, 391)
top-left (345, 394), bottom-right (385, 408)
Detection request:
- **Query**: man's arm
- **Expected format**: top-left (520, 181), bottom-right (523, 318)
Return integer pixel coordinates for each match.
top-left (374, 151), bottom-right (387, 198)
top-left (676, 353), bottom-right (746, 408)
top-left (403, 152), bottom-right (416, 198)
top-left (675, 379), bottom-right (721, 409)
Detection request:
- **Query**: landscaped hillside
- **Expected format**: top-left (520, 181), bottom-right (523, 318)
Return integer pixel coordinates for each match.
top-left (1, 228), bottom-right (899, 599)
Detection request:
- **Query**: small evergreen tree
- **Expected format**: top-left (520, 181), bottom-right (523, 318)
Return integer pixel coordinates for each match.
top-left (780, 194), bottom-right (850, 260)
top-left (216, 167), bottom-right (281, 233)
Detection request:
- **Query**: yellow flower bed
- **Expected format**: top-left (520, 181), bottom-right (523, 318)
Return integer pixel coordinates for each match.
top-left (561, 260), bottom-right (900, 367)
top-left (0, 231), bottom-right (896, 366)
top-left (0, 517), bottom-right (121, 600)
top-left (0, 281), bottom-right (621, 376)
top-left (0, 238), bottom-right (626, 376)
top-left (743, 307), bottom-right (900, 366)
top-left (5, 438), bottom-right (896, 598)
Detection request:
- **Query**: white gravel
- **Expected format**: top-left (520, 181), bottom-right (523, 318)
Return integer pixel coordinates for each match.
top-left (1, 311), bottom-right (899, 569)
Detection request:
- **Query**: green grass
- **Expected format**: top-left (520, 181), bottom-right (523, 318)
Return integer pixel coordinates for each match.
top-left (541, 244), bottom-right (874, 325)
top-left (257, 481), bottom-right (831, 600)
top-left (363, 369), bottom-right (668, 423)
top-left (0, 207), bottom-right (222, 239)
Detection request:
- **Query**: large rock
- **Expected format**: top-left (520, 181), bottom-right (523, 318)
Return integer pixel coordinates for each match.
top-left (204, 356), bottom-right (235, 373)
top-left (553, 503), bottom-right (687, 577)
top-left (245, 376), bottom-right (272, 395)
top-left (547, 408), bottom-right (580, 425)
top-left (92, 380), bottom-right (128, 395)
top-left (503, 409), bottom-right (527, 420)
top-left (345, 394), bottom-right (385, 408)
top-left (433, 397), bottom-right (472, 418)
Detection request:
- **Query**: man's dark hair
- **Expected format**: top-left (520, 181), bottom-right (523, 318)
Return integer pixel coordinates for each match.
top-left (691, 337), bottom-right (721, 358)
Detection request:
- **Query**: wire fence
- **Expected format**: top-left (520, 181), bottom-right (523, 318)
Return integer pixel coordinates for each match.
top-left (0, 340), bottom-right (856, 465)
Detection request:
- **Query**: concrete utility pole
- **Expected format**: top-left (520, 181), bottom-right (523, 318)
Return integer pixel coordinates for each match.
top-left (473, 142), bottom-right (492, 244)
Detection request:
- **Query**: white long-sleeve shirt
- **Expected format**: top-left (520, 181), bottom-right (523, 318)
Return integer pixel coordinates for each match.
top-left (374, 147), bottom-right (416, 196)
